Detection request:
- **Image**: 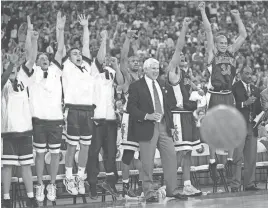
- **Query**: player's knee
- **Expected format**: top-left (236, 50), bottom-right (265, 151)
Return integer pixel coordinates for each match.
top-left (122, 150), bottom-right (135, 166)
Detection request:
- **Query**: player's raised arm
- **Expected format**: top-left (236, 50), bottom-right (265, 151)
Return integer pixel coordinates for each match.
top-left (1, 53), bottom-right (19, 90)
top-left (110, 57), bottom-right (124, 85)
top-left (199, 2), bottom-right (214, 63)
top-left (168, 17), bottom-right (191, 85)
top-left (228, 10), bottom-right (247, 53)
top-left (25, 31), bottom-right (39, 72)
top-left (79, 14), bottom-right (91, 60)
top-left (25, 15), bottom-right (33, 60)
top-left (120, 30), bottom-right (136, 83)
top-left (55, 11), bottom-right (66, 65)
top-left (97, 30), bottom-right (108, 65)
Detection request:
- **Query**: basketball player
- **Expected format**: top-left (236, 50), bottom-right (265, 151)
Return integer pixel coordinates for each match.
top-left (61, 14), bottom-right (104, 195)
top-left (119, 30), bottom-right (143, 197)
top-left (86, 28), bottom-right (124, 199)
top-left (1, 30), bottom-right (39, 208)
top-left (167, 17), bottom-right (202, 196)
top-left (27, 12), bottom-right (65, 202)
top-left (199, 1), bottom-right (247, 181)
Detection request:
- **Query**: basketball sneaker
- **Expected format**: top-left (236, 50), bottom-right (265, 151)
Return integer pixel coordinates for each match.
top-left (76, 176), bottom-right (85, 195)
top-left (122, 182), bottom-right (137, 198)
top-left (35, 184), bottom-right (45, 202)
top-left (2, 199), bottom-right (12, 208)
top-left (63, 177), bottom-right (78, 195)
top-left (26, 197), bottom-right (39, 207)
top-left (46, 183), bottom-right (57, 201)
top-left (182, 185), bottom-right (202, 196)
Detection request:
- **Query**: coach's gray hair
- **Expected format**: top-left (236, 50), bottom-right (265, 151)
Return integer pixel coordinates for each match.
top-left (143, 58), bottom-right (159, 70)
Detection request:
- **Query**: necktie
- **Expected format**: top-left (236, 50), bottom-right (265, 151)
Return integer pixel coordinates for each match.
top-left (247, 84), bottom-right (251, 96)
top-left (152, 81), bottom-right (163, 114)
top-left (44, 71), bottom-right (48, 78)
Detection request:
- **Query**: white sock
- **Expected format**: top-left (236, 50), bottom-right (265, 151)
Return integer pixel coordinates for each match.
top-left (77, 167), bottom-right (85, 178)
top-left (65, 167), bottom-right (73, 179)
top-left (106, 172), bottom-right (114, 176)
top-left (227, 158), bottom-right (233, 161)
top-left (4, 193), bottom-right (10, 200)
top-left (210, 159), bottom-right (216, 164)
top-left (122, 179), bottom-right (129, 183)
top-left (184, 180), bottom-right (191, 186)
top-left (27, 192), bottom-right (34, 198)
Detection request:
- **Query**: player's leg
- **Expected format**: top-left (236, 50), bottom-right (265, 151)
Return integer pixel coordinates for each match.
top-left (101, 120), bottom-right (119, 197)
top-left (19, 136), bottom-right (39, 207)
top-left (134, 156), bottom-right (143, 196)
top-left (64, 109), bottom-right (80, 195)
top-left (122, 150), bottom-right (137, 197)
top-left (87, 121), bottom-right (104, 199)
top-left (46, 121), bottom-right (63, 201)
top-left (180, 151), bottom-right (202, 196)
top-left (76, 109), bottom-right (94, 194)
top-left (32, 121), bottom-right (47, 202)
top-left (1, 137), bottom-right (17, 208)
top-left (225, 149), bottom-right (234, 178)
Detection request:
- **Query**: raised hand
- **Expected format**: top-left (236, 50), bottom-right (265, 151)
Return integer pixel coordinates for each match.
top-left (9, 53), bottom-right (19, 65)
top-left (57, 11), bottom-right (66, 30)
top-left (198, 2), bottom-right (206, 11)
top-left (27, 15), bottom-right (33, 31)
top-left (230, 10), bottom-right (240, 18)
top-left (110, 57), bottom-right (118, 68)
top-left (78, 14), bottom-right (89, 27)
top-left (100, 30), bottom-right (108, 40)
top-left (183, 17), bottom-right (192, 28)
top-left (31, 31), bottom-right (39, 41)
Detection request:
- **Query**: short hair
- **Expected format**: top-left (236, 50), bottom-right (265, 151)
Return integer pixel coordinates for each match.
top-left (36, 52), bottom-right (49, 61)
top-left (215, 34), bottom-right (227, 43)
top-left (67, 47), bottom-right (80, 57)
top-left (143, 58), bottom-right (159, 70)
top-left (240, 66), bottom-right (252, 74)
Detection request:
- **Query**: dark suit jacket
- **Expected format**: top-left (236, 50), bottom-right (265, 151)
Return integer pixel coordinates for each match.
top-left (232, 80), bottom-right (262, 136)
top-left (127, 76), bottom-right (175, 142)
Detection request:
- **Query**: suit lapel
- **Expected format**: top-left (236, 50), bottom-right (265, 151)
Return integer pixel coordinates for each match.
top-left (141, 77), bottom-right (154, 109)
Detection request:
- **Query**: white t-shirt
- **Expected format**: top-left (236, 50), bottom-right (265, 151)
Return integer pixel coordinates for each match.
top-left (1, 65), bottom-right (33, 134)
top-left (62, 57), bottom-right (99, 107)
top-left (28, 61), bottom-right (63, 120)
top-left (94, 66), bottom-right (116, 120)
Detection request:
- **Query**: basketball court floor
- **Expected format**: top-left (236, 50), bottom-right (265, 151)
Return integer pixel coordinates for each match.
top-left (45, 190), bottom-right (268, 208)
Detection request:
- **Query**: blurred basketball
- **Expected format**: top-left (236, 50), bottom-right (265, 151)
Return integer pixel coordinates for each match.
top-left (200, 105), bottom-right (247, 149)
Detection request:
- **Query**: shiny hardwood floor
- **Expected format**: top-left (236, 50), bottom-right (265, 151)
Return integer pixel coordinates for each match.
top-left (47, 190), bottom-right (268, 208)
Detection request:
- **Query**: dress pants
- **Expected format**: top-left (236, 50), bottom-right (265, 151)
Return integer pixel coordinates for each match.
top-left (230, 123), bottom-right (257, 188)
top-left (86, 120), bottom-right (118, 185)
top-left (139, 119), bottom-right (178, 199)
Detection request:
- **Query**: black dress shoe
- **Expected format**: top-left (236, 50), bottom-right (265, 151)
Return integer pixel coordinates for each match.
top-left (172, 192), bottom-right (188, 200)
top-left (245, 185), bottom-right (261, 191)
top-left (231, 187), bottom-right (239, 193)
top-left (146, 196), bottom-right (159, 203)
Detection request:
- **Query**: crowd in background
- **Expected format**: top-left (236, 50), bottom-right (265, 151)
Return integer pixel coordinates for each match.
top-left (2, 1), bottom-right (268, 91)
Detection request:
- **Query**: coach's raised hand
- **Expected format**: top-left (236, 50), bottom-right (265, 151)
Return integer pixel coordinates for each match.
top-left (100, 30), bottom-right (108, 40)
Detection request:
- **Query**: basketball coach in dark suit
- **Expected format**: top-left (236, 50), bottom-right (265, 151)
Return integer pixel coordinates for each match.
top-left (127, 58), bottom-right (187, 202)
top-left (230, 66), bottom-right (262, 192)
